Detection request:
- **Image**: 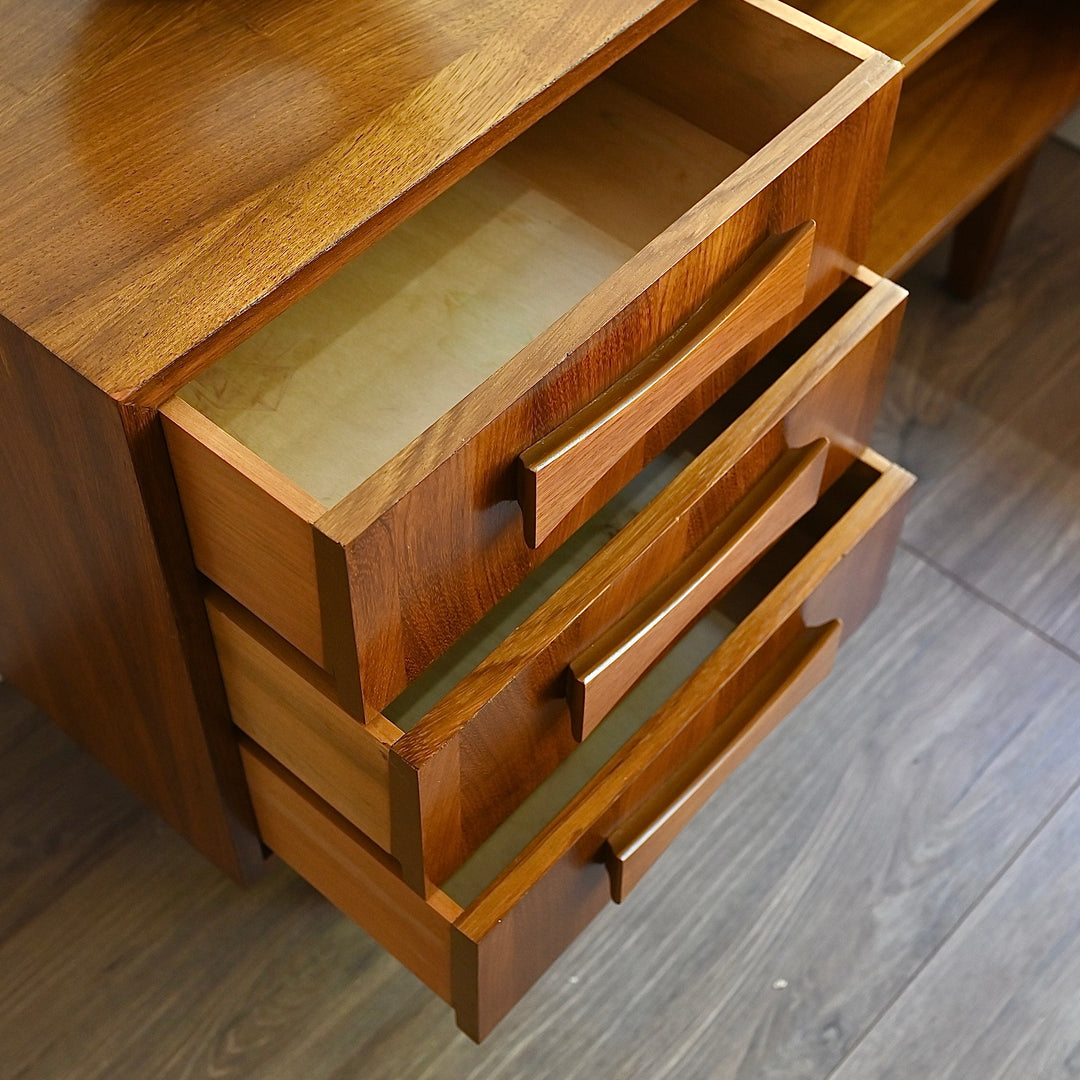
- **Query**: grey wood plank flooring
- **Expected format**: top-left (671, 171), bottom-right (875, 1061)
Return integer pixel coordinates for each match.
top-left (0, 691), bottom-right (144, 949)
top-left (2, 143), bottom-right (1080, 1078)
top-left (4, 556), bottom-right (1080, 1076)
top-left (875, 139), bottom-right (1080, 655)
top-left (829, 781), bottom-right (1080, 1080)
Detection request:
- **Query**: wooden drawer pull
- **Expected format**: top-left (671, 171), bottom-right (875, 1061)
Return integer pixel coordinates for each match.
top-left (519, 221), bottom-right (817, 547)
top-left (567, 438), bottom-right (829, 741)
top-left (604, 619), bottom-right (842, 903)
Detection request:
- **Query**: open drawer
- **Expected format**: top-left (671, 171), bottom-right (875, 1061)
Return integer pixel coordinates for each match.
top-left (238, 440), bottom-right (913, 1041)
top-left (160, 0), bottom-right (901, 716)
top-left (205, 269), bottom-right (907, 881)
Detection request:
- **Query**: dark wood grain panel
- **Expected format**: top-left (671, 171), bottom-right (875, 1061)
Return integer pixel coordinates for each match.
top-left (0, 317), bottom-right (260, 880)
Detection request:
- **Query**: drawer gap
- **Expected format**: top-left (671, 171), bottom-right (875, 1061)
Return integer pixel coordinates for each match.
top-left (718, 456), bottom-right (881, 622)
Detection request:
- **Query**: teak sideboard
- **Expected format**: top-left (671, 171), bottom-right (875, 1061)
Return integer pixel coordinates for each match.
top-left (1, 0), bottom-right (1076, 1041)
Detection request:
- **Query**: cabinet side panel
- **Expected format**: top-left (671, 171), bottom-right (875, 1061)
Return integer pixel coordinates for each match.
top-left (0, 317), bottom-right (260, 880)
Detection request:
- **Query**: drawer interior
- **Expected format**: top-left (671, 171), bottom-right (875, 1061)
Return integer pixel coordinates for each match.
top-left (176, 0), bottom-right (864, 508)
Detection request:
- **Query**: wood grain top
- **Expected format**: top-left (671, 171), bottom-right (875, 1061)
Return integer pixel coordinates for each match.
top-left (0, 0), bottom-right (698, 402)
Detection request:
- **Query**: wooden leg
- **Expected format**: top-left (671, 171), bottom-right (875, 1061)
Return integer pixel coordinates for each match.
top-left (947, 150), bottom-right (1038, 300)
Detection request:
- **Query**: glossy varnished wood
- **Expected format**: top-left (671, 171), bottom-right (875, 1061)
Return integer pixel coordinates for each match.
top-left (234, 443), bottom-right (910, 1039)
top-left (239, 741), bottom-right (461, 1003)
top-left (0, 319), bottom-right (261, 880)
top-left (450, 451), bottom-right (912, 1039)
top-left (177, 75), bottom-right (746, 509)
top-left (567, 440), bottom-right (828, 741)
top-left (390, 275), bottom-right (906, 890)
top-left (518, 222), bottom-right (816, 547)
top-left (0, 0), bottom-right (708, 403)
top-left (166, 8), bottom-right (900, 705)
top-left (604, 619), bottom-right (841, 901)
top-left (320, 37), bottom-right (900, 708)
top-left (207, 592), bottom-right (399, 853)
top-left (327, 81), bottom-right (895, 709)
top-left (162, 399), bottom-right (328, 667)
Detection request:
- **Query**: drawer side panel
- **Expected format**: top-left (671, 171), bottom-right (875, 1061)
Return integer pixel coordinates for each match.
top-left (162, 399), bottom-right (328, 668)
top-left (239, 740), bottom-right (457, 1002)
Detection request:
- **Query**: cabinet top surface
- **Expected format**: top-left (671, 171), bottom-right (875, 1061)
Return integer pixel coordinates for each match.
top-left (0, 0), bottom-right (693, 401)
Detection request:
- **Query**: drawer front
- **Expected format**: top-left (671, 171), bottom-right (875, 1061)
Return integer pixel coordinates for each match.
top-left (450, 448), bottom-right (913, 1041)
top-left (162, 0), bottom-right (901, 718)
top-left (390, 270), bottom-right (906, 889)
top-left (235, 445), bottom-right (913, 1043)
top-left (204, 270), bottom-right (905, 882)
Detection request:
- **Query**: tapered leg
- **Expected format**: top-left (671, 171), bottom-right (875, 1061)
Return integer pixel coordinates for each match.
top-left (947, 150), bottom-right (1038, 300)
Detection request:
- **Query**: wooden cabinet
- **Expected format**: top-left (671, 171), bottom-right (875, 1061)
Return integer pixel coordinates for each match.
top-left (220, 272), bottom-right (916, 1039)
top-left (158, 0), bottom-right (901, 717)
top-left (6, 0), bottom-right (1006, 1043)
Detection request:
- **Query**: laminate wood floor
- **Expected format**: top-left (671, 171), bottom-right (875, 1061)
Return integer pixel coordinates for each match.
top-left (2, 140), bottom-right (1079, 1080)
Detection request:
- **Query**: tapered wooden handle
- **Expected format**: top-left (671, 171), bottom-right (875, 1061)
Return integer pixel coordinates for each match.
top-left (518, 221), bottom-right (816, 547)
top-left (604, 619), bottom-right (842, 903)
top-left (567, 438), bottom-right (829, 741)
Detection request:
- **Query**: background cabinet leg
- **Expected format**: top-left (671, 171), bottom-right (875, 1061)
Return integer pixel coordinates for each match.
top-left (946, 149), bottom-right (1039, 300)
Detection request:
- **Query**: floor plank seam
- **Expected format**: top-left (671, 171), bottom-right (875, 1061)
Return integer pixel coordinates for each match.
top-left (818, 685), bottom-right (1080, 1080)
top-left (897, 539), bottom-right (1080, 667)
